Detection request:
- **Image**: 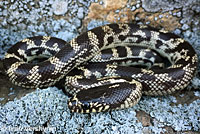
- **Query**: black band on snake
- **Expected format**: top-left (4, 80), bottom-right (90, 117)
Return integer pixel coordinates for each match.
top-left (3, 23), bottom-right (198, 113)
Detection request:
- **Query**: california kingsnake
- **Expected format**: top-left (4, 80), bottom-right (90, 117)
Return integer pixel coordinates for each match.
top-left (3, 23), bottom-right (198, 113)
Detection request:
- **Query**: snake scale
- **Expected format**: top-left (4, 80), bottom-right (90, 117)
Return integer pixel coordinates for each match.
top-left (3, 23), bottom-right (198, 113)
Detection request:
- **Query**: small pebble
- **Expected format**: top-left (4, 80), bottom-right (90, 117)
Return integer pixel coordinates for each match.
top-left (131, 6), bottom-right (136, 11)
top-left (136, 4), bottom-right (140, 8)
top-left (77, 7), bottom-right (84, 19)
top-left (182, 24), bottom-right (189, 30)
top-left (184, 30), bottom-right (191, 37)
top-left (174, 29), bottom-right (181, 34)
top-left (52, 0), bottom-right (68, 15)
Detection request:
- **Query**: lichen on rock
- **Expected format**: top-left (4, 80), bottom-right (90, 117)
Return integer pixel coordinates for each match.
top-left (0, 0), bottom-right (200, 133)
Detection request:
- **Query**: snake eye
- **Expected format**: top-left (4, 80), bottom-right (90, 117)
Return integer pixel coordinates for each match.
top-left (68, 96), bottom-right (94, 113)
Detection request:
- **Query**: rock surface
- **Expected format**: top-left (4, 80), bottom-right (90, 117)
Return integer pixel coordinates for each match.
top-left (0, 0), bottom-right (200, 133)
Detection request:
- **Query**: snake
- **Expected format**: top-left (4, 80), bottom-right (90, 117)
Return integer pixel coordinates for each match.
top-left (3, 23), bottom-right (198, 113)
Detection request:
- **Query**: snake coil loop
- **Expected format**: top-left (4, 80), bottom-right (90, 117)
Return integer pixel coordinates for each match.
top-left (3, 24), bottom-right (198, 113)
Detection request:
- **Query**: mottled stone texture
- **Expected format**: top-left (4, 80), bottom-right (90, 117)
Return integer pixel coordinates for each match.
top-left (0, 0), bottom-right (200, 133)
top-left (86, 0), bottom-right (183, 31)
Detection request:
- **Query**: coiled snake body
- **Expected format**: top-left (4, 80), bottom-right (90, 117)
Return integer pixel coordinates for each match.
top-left (3, 24), bottom-right (198, 113)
